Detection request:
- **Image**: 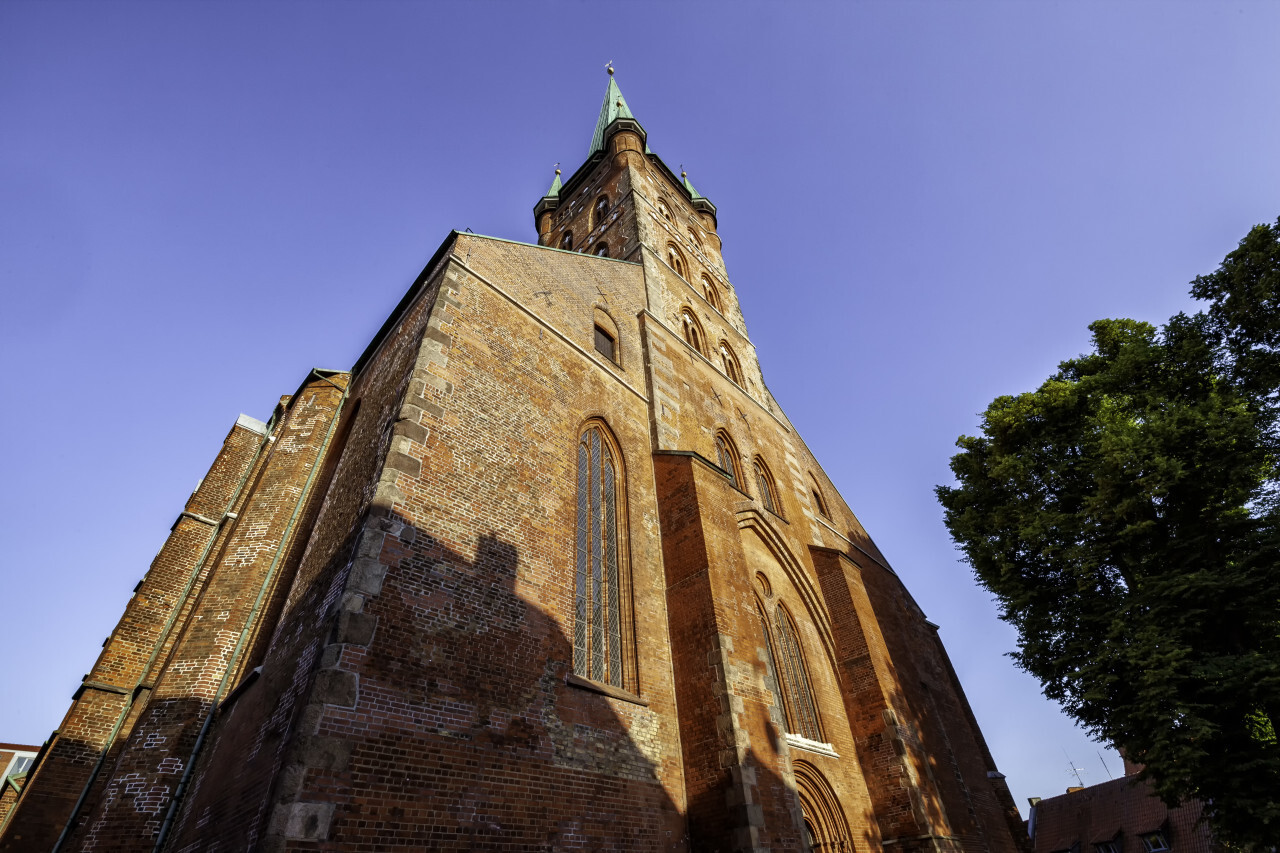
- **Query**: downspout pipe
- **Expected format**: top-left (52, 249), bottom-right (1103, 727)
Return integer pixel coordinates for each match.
top-left (152, 373), bottom-right (347, 853)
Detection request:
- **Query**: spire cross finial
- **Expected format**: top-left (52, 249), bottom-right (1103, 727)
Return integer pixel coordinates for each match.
top-left (681, 165), bottom-right (687, 179)
top-left (606, 61), bottom-right (614, 76)
top-left (553, 161), bottom-right (561, 175)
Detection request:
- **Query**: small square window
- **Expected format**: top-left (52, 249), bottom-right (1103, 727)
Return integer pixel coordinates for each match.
top-left (594, 325), bottom-right (616, 362)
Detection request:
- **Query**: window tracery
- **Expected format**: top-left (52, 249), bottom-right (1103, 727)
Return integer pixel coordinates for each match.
top-left (715, 431), bottom-right (741, 489)
top-left (720, 343), bottom-right (743, 386)
top-left (702, 275), bottom-right (722, 312)
top-left (560, 231), bottom-right (574, 250)
top-left (681, 309), bottom-right (704, 355)
top-left (754, 458), bottom-right (780, 516)
top-left (575, 425), bottom-right (624, 687)
top-left (667, 243), bottom-right (687, 278)
top-left (762, 603), bottom-right (821, 741)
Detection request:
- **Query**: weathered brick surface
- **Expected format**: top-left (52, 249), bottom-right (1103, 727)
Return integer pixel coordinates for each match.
top-left (162, 253), bottom-right (453, 852)
top-left (857, 556), bottom-right (1024, 853)
top-left (60, 377), bottom-right (345, 851)
top-left (0, 421), bottom-right (266, 852)
top-left (265, 244), bottom-right (689, 850)
top-left (13, 92), bottom-right (1027, 853)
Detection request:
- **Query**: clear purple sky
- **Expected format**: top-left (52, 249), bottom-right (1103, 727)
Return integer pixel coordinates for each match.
top-left (3, 1), bottom-right (1278, 818)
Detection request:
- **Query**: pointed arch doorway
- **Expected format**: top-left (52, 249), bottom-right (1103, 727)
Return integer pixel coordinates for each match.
top-left (793, 760), bottom-right (854, 852)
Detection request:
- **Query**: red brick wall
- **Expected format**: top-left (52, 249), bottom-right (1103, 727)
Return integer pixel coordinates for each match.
top-left (857, 557), bottom-right (1024, 852)
top-left (0, 781), bottom-right (22, 831)
top-left (162, 248), bottom-right (454, 852)
top-left (12, 111), bottom-right (1030, 853)
top-left (61, 376), bottom-right (345, 851)
top-left (255, 243), bottom-right (688, 850)
top-left (0, 420), bottom-right (266, 853)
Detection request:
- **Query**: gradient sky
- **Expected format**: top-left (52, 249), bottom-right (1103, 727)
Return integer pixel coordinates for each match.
top-left (3, 1), bottom-right (1279, 818)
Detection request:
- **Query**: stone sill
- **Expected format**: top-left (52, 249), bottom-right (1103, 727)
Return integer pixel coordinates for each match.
top-left (785, 732), bottom-right (839, 758)
top-left (566, 672), bottom-right (649, 706)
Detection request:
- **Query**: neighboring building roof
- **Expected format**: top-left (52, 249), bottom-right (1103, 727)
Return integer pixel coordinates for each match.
top-left (1030, 774), bottom-right (1221, 853)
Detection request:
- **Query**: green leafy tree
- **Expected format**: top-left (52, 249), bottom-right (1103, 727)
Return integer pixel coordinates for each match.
top-left (938, 219), bottom-right (1280, 849)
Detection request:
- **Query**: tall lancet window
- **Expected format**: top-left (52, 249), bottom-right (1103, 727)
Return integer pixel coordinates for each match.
top-left (773, 605), bottom-right (822, 741)
top-left (575, 425), bottom-right (623, 686)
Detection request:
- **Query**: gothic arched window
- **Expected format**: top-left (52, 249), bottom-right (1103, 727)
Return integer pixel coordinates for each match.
top-left (575, 425), bottom-right (624, 687)
top-left (720, 342), bottom-right (743, 386)
top-left (657, 199), bottom-right (673, 222)
top-left (667, 244), bottom-right (687, 278)
top-left (702, 275), bottom-right (722, 312)
top-left (594, 195), bottom-right (609, 226)
top-left (681, 309), bottom-right (704, 355)
top-left (687, 225), bottom-right (702, 248)
top-left (754, 458), bottom-right (780, 516)
top-left (715, 431), bottom-right (741, 489)
top-left (809, 473), bottom-right (830, 520)
top-left (560, 231), bottom-right (574, 250)
top-left (771, 605), bottom-right (822, 741)
top-left (594, 242), bottom-right (609, 258)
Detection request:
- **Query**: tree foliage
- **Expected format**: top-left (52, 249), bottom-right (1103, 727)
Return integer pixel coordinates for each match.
top-left (938, 219), bottom-right (1280, 849)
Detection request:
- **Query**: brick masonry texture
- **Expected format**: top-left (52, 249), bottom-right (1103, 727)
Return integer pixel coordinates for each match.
top-left (3, 92), bottom-right (1028, 853)
top-left (1030, 775), bottom-right (1221, 853)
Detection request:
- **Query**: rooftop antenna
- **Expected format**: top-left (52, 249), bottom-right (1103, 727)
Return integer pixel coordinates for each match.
top-left (1098, 751), bottom-right (1115, 780)
top-left (1063, 748), bottom-right (1086, 787)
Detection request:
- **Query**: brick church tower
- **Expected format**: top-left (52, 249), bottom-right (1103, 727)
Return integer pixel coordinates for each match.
top-left (2, 73), bottom-right (1027, 853)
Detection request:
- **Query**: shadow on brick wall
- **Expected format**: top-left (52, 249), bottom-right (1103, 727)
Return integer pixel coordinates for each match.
top-left (165, 517), bottom-right (690, 851)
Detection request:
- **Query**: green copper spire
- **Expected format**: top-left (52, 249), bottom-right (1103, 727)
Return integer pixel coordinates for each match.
top-left (588, 66), bottom-right (638, 156)
top-left (681, 169), bottom-right (703, 200)
top-left (545, 167), bottom-right (562, 198)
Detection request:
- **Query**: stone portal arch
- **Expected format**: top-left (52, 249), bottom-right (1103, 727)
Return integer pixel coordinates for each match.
top-left (793, 760), bottom-right (853, 853)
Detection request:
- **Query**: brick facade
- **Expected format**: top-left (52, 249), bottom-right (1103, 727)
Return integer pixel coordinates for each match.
top-left (2, 75), bottom-right (1027, 852)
